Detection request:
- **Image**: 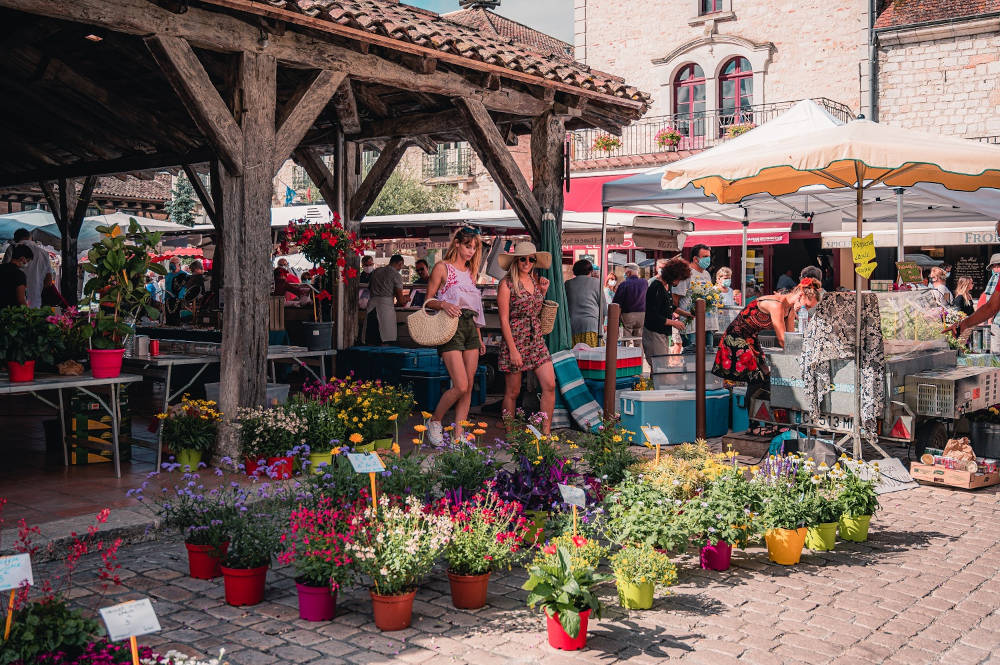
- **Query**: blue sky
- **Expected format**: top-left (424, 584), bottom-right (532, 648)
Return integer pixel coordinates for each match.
top-left (408, 0), bottom-right (574, 43)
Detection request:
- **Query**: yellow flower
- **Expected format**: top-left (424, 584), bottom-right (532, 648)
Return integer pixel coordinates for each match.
top-left (391, 443), bottom-right (401, 455)
top-left (414, 424), bottom-right (428, 433)
top-left (612, 435), bottom-right (622, 442)
top-left (444, 425), bottom-right (454, 432)
top-left (330, 447), bottom-right (342, 456)
top-left (388, 413), bottom-right (398, 421)
top-left (349, 433), bottom-right (363, 444)
top-left (421, 411), bottom-right (432, 419)
top-left (155, 413), bottom-right (167, 420)
top-left (473, 429), bottom-right (486, 436)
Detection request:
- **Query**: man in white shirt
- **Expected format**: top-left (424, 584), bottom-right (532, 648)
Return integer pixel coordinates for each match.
top-left (2, 228), bottom-right (53, 308)
top-left (673, 244), bottom-right (715, 348)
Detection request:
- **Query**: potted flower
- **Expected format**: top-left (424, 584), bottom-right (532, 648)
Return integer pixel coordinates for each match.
top-left (221, 511), bottom-right (283, 606)
top-left (592, 134), bottom-right (622, 153)
top-left (234, 405), bottom-right (306, 478)
top-left (654, 127), bottom-right (682, 150)
top-left (127, 472), bottom-right (241, 579)
top-left (804, 463), bottom-right (843, 551)
top-left (609, 543), bottom-right (677, 610)
top-left (836, 459), bottom-right (880, 542)
top-left (80, 219), bottom-right (165, 378)
top-left (0, 306), bottom-right (60, 382)
top-left (432, 437), bottom-right (499, 499)
top-left (579, 417), bottom-right (638, 489)
top-left (46, 307), bottom-right (92, 375)
top-left (494, 454), bottom-right (572, 544)
top-left (156, 396), bottom-right (222, 470)
top-left (347, 495), bottom-right (453, 631)
top-left (282, 215), bottom-right (367, 351)
top-left (523, 535), bottom-right (609, 651)
top-left (682, 469), bottom-right (757, 571)
top-left (278, 497), bottom-right (358, 621)
top-left (442, 486), bottom-right (528, 609)
top-left (287, 395), bottom-right (342, 473)
top-left (602, 472), bottom-right (691, 552)
top-left (753, 455), bottom-right (812, 565)
top-left (725, 121), bottom-right (756, 138)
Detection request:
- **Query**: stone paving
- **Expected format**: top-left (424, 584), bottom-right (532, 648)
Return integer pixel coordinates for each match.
top-left (48, 480), bottom-right (1000, 665)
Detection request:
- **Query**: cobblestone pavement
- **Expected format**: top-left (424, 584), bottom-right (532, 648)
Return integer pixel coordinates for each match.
top-left (54, 482), bottom-right (1000, 665)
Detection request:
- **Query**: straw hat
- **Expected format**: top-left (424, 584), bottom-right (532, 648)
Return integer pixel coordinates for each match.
top-left (498, 241), bottom-right (552, 270)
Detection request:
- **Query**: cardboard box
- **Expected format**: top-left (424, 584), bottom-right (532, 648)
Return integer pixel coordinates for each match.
top-left (909, 462), bottom-right (1000, 489)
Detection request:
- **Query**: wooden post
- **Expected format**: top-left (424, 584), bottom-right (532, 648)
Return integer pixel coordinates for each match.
top-left (696, 298), bottom-right (706, 440)
top-left (604, 303), bottom-right (621, 419)
top-left (40, 175), bottom-right (96, 306)
top-left (530, 110), bottom-right (565, 223)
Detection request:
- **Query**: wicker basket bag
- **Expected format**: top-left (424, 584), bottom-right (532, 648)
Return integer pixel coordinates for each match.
top-left (407, 299), bottom-right (459, 347)
top-left (539, 300), bottom-right (559, 336)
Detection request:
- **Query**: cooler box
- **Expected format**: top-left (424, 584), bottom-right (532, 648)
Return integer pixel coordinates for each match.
top-left (584, 377), bottom-right (638, 404)
top-left (205, 382), bottom-right (289, 406)
top-left (650, 354), bottom-right (722, 391)
top-left (731, 386), bottom-right (750, 433)
top-left (401, 368), bottom-right (449, 410)
top-left (471, 365), bottom-right (488, 407)
top-left (401, 348), bottom-right (445, 372)
top-left (339, 346), bottom-right (378, 379)
top-left (619, 389), bottom-right (730, 444)
top-left (575, 346), bottom-right (643, 380)
top-left (373, 347), bottom-right (409, 380)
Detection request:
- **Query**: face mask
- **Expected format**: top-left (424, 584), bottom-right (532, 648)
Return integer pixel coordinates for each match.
top-left (698, 256), bottom-right (711, 270)
top-left (944, 272), bottom-right (951, 279)
top-left (608, 280), bottom-right (616, 287)
top-left (363, 265), bottom-right (374, 274)
top-left (721, 278), bottom-right (731, 287)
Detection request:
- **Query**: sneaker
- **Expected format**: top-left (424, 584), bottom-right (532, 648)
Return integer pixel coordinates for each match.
top-left (428, 420), bottom-right (443, 445)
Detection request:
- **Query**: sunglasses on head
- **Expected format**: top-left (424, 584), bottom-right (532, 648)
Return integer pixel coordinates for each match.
top-left (458, 226), bottom-right (481, 236)
top-left (518, 256), bottom-right (537, 264)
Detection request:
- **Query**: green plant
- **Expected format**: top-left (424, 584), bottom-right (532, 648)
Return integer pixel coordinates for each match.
top-left (278, 497), bottom-right (359, 589)
top-left (578, 417), bottom-right (638, 487)
top-left (725, 122), bottom-right (756, 138)
top-left (379, 452), bottom-right (436, 498)
top-left (367, 169), bottom-right (458, 217)
top-left (523, 539), bottom-right (610, 639)
top-left (287, 395), bottom-right (342, 456)
top-left (223, 511), bottom-right (284, 569)
top-left (443, 488), bottom-right (528, 576)
top-left (682, 469), bottom-right (758, 548)
top-left (157, 396), bottom-right (222, 455)
top-left (756, 484), bottom-right (812, 531)
top-left (432, 439), bottom-right (498, 496)
top-left (0, 306), bottom-right (61, 364)
top-left (305, 450), bottom-right (367, 504)
top-left (45, 307), bottom-right (91, 363)
top-left (167, 171), bottom-right (197, 226)
top-left (592, 134), bottom-right (622, 152)
top-left (836, 460), bottom-right (880, 517)
top-left (609, 543), bottom-right (677, 588)
top-left (80, 218), bottom-right (165, 349)
top-left (654, 127), bottom-right (682, 148)
top-left (235, 406), bottom-right (306, 459)
top-left (629, 440), bottom-right (732, 500)
top-left (805, 468), bottom-right (842, 524)
top-left (602, 472), bottom-right (691, 551)
top-left (0, 600), bottom-right (100, 664)
top-left (502, 408), bottom-right (562, 466)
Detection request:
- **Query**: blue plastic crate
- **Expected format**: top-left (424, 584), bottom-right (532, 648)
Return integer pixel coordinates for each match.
top-left (402, 348), bottom-right (445, 372)
top-left (471, 365), bottom-right (488, 407)
top-left (731, 386), bottom-right (749, 433)
top-left (619, 389), bottom-right (730, 444)
top-left (583, 376), bottom-right (638, 404)
top-left (401, 368), bottom-right (450, 410)
top-left (339, 346), bottom-right (376, 379)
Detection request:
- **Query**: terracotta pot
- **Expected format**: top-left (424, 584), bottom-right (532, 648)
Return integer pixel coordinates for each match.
top-left (447, 571), bottom-right (490, 610)
top-left (175, 448), bottom-right (203, 471)
top-left (185, 542), bottom-right (229, 579)
top-left (296, 582), bottom-right (337, 622)
top-left (221, 565), bottom-right (268, 606)
top-left (89, 348), bottom-right (125, 379)
top-left (806, 522), bottom-right (838, 551)
top-left (267, 456), bottom-right (295, 479)
top-left (838, 514), bottom-right (872, 543)
top-left (370, 589), bottom-right (416, 631)
top-left (764, 528), bottom-right (808, 565)
top-left (616, 579), bottom-right (654, 610)
top-left (699, 540), bottom-right (733, 571)
top-left (6, 360), bottom-right (35, 383)
top-left (545, 609), bottom-right (591, 650)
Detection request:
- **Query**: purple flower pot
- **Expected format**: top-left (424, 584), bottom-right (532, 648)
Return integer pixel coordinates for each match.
top-left (296, 582), bottom-right (337, 622)
top-left (699, 540), bottom-right (732, 571)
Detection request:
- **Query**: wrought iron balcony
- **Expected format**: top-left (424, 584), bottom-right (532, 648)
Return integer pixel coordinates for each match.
top-left (970, 136), bottom-right (1000, 144)
top-left (570, 97), bottom-right (854, 165)
top-left (422, 144), bottom-right (475, 180)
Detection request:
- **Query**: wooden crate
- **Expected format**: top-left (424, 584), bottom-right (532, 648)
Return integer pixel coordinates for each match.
top-left (269, 296), bottom-right (286, 331)
top-left (722, 433), bottom-right (772, 460)
top-left (909, 462), bottom-right (1000, 490)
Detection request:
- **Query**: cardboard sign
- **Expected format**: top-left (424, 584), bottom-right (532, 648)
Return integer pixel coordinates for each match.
top-left (641, 425), bottom-right (671, 448)
top-left (855, 261), bottom-right (877, 279)
top-left (0, 554), bottom-right (32, 591)
top-left (347, 452), bottom-right (386, 474)
top-left (851, 234), bottom-right (876, 265)
top-left (557, 484), bottom-right (587, 508)
top-left (99, 599), bottom-right (161, 642)
top-left (896, 261), bottom-right (922, 283)
top-left (526, 424), bottom-right (543, 440)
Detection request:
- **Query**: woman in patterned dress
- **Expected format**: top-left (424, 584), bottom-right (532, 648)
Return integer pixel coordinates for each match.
top-left (498, 241), bottom-right (556, 434)
top-left (712, 278), bottom-right (822, 400)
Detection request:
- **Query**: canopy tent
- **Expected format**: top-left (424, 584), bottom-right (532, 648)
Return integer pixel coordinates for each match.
top-left (34, 212), bottom-right (191, 249)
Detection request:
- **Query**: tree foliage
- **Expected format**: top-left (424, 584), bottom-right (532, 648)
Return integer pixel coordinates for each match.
top-left (366, 169), bottom-right (457, 217)
top-left (167, 172), bottom-right (197, 226)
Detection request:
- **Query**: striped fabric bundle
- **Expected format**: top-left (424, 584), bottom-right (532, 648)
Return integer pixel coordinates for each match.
top-left (551, 350), bottom-right (603, 432)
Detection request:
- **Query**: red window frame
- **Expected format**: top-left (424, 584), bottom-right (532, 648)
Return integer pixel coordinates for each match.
top-left (674, 63), bottom-right (707, 144)
top-left (718, 56), bottom-right (753, 120)
top-left (700, 0), bottom-right (722, 14)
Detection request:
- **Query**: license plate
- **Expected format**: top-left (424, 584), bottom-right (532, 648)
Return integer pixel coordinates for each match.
top-left (814, 414), bottom-right (854, 431)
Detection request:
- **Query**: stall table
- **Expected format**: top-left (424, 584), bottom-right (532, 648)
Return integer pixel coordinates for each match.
top-left (0, 373), bottom-right (142, 478)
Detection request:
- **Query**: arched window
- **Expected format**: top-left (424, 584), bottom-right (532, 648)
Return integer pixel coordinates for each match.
top-left (719, 57), bottom-right (753, 124)
top-left (674, 63), bottom-right (706, 143)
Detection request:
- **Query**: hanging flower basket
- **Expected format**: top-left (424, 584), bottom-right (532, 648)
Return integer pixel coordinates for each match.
top-left (655, 127), bottom-right (682, 150)
top-left (592, 134), bottom-right (622, 152)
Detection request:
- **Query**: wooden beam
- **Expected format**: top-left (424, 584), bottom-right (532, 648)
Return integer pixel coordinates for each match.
top-left (412, 136), bottom-right (438, 155)
top-left (182, 163), bottom-right (216, 224)
top-left (354, 84), bottom-right (390, 118)
top-left (455, 97), bottom-right (541, 241)
top-left (531, 110), bottom-right (565, 219)
top-left (292, 147), bottom-right (338, 207)
top-left (144, 34), bottom-right (245, 175)
top-left (331, 79), bottom-right (361, 135)
top-left (356, 109), bottom-right (466, 140)
top-left (350, 137), bottom-right (407, 220)
top-left (274, 69), bottom-right (346, 173)
top-left (0, 148), bottom-right (215, 188)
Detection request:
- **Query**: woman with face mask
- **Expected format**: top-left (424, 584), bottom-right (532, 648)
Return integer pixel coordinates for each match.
top-left (715, 266), bottom-right (738, 307)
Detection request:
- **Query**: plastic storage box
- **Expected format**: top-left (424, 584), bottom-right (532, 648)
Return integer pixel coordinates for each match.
top-left (401, 348), bottom-right (445, 372)
top-left (401, 368), bottom-right (450, 410)
top-left (583, 377), bottom-right (638, 404)
top-left (619, 389), bottom-right (730, 444)
top-left (205, 382), bottom-right (289, 406)
top-left (731, 386), bottom-right (749, 433)
top-left (575, 346), bottom-right (643, 379)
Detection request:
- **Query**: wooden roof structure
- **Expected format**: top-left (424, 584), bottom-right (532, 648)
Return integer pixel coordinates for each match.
top-left (0, 0), bottom-right (649, 455)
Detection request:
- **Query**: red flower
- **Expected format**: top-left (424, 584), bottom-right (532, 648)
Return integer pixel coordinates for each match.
top-left (738, 349), bottom-right (757, 372)
top-left (483, 555), bottom-right (493, 561)
top-left (571, 535), bottom-right (588, 548)
top-left (345, 267), bottom-right (358, 279)
top-left (316, 290), bottom-right (332, 302)
top-left (716, 345), bottom-right (732, 370)
top-left (313, 266), bottom-right (326, 276)
top-left (542, 544), bottom-right (557, 555)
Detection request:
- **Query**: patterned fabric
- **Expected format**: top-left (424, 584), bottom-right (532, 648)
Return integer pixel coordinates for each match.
top-left (712, 298), bottom-right (780, 383)
top-left (499, 278), bottom-right (550, 373)
top-left (799, 292), bottom-right (885, 443)
top-left (572, 332), bottom-right (600, 347)
top-left (551, 350), bottom-right (602, 432)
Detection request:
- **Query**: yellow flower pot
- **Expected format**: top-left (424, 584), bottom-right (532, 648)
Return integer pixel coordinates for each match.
top-left (764, 527), bottom-right (807, 565)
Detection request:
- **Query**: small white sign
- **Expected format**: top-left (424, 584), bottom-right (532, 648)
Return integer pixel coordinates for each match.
top-left (347, 452), bottom-right (386, 474)
top-left (557, 484), bottom-right (587, 508)
top-left (100, 598), bottom-right (161, 643)
top-left (526, 425), bottom-right (543, 439)
top-left (0, 554), bottom-right (32, 591)
top-left (641, 425), bottom-right (671, 448)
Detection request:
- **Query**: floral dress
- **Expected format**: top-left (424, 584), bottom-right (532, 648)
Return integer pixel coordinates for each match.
top-left (499, 277), bottom-right (550, 373)
top-left (712, 298), bottom-right (782, 383)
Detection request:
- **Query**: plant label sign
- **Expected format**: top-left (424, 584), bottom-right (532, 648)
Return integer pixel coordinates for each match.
top-left (526, 424), bottom-right (543, 440)
top-left (0, 554), bottom-right (32, 591)
top-left (347, 452), bottom-right (385, 474)
top-left (558, 484), bottom-right (587, 508)
top-left (641, 425), bottom-right (670, 448)
top-left (100, 598), bottom-right (161, 642)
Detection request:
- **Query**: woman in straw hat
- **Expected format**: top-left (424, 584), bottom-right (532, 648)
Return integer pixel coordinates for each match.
top-left (497, 241), bottom-right (556, 434)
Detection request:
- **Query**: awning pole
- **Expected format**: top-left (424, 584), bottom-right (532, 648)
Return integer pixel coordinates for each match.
top-left (895, 188), bottom-right (905, 284)
top-left (600, 206), bottom-right (608, 342)
top-left (741, 205), bottom-right (749, 301)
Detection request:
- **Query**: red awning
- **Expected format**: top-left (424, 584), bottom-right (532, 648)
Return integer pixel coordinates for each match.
top-left (684, 219), bottom-right (792, 247)
top-left (564, 173), bottom-right (637, 213)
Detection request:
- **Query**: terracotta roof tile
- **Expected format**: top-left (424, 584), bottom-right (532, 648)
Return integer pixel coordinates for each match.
top-left (262, 0), bottom-right (649, 110)
top-left (93, 173), bottom-right (172, 202)
top-left (875, 0), bottom-right (1000, 29)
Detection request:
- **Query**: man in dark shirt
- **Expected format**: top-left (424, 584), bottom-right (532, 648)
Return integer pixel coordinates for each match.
top-left (0, 245), bottom-right (32, 309)
top-left (612, 262), bottom-right (647, 339)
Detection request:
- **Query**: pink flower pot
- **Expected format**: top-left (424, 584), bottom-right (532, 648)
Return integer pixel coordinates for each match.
top-left (296, 582), bottom-right (337, 621)
top-left (89, 348), bottom-right (125, 379)
top-left (699, 540), bottom-right (733, 571)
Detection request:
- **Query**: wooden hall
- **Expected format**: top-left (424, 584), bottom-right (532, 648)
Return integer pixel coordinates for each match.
top-left (0, 0), bottom-right (650, 456)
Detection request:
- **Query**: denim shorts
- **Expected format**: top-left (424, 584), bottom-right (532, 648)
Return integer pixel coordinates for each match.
top-left (438, 310), bottom-right (479, 354)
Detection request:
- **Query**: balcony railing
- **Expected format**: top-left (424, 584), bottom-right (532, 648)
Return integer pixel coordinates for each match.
top-left (970, 136), bottom-right (1000, 144)
top-left (570, 97), bottom-right (854, 164)
top-left (422, 144), bottom-right (475, 179)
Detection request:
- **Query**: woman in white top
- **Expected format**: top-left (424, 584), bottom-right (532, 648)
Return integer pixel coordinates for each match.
top-left (424, 227), bottom-right (485, 444)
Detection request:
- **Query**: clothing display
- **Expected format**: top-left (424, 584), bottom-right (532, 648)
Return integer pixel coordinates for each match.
top-left (799, 292), bottom-right (885, 442)
top-left (499, 277), bottom-right (549, 373)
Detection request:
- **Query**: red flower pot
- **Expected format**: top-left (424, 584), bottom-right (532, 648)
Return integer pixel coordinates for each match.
top-left (6, 360), bottom-right (35, 383)
top-left (185, 542), bottom-right (229, 580)
top-left (447, 571), bottom-right (490, 610)
top-left (221, 565), bottom-right (268, 606)
top-left (699, 540), bottom-right (733, 571)
top-left (296, 582), bottom-right (337, 622)
top-left (546, 609), bottom-right (591, 651)
top-left (89, 348), bottom-right (125, 379)
top-left (370, 589), bottom-right (416, 631)
top-left (267, 456), bottom-right (295, 479)
top-left (244, 456), bottom-right (266, 477)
